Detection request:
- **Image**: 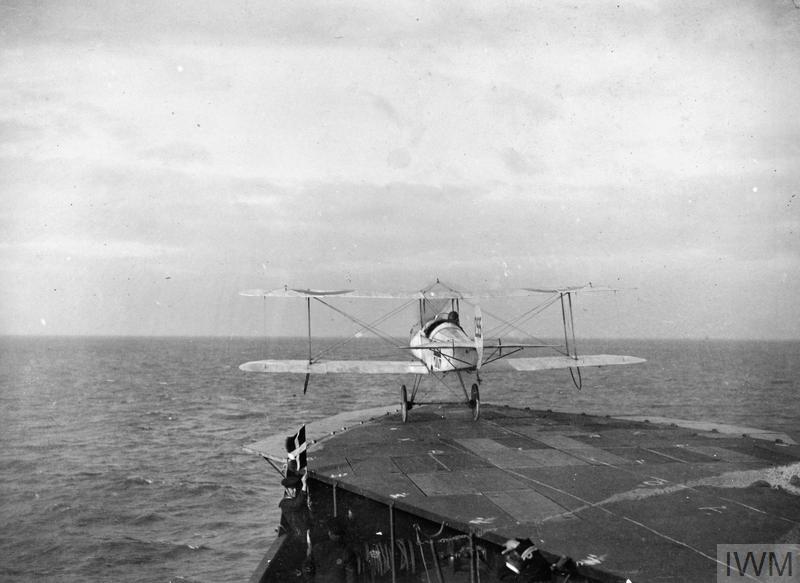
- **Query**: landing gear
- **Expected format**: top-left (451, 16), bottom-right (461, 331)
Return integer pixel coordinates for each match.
top-left (400, 376), bottom-right (423, 423)
top-left (401, 375), bottom-right (479, 422)
top-left (455, 372), bottom-right (481, 421)
top-left (470, 383), bottom-right (480, 421)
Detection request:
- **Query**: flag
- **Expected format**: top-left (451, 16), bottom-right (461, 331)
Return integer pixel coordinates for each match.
top-left (287, 424), bottom-right (307, 473)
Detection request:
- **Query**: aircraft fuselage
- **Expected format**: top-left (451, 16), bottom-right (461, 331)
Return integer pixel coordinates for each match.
top-left (409, 318), bottom-right (478, 373)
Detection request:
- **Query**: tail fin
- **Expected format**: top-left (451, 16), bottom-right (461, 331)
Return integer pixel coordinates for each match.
top-left (474, 304), bottom-right (483, 370)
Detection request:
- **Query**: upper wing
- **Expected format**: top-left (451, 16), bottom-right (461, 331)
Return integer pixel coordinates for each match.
top-left (240, 287), bottom-right (465, 299)
top-left (239, 288), bottom-right (419, 299)
top-left (239, 359), bottom-right (429, 375)
top-left (239, 282), bottom-right (618, 300)
top-left (484, 354), bottom-right (646, 372)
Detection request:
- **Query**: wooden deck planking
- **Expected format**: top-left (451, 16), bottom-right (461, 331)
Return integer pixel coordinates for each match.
top-left (258, 404), bottom-right (800, 582)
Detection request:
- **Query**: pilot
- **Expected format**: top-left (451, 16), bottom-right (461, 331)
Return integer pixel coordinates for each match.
top-left (499, 538), bottom-right (553, 582)
top-left (424, 310), bottom-right (461, 337)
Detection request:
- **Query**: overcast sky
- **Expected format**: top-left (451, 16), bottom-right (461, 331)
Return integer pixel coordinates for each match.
top-left (2, 1), bottom-right (799, 339)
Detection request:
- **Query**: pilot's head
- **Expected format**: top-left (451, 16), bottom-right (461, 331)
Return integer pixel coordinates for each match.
top-left (448, 311), bottom-right (459, 324)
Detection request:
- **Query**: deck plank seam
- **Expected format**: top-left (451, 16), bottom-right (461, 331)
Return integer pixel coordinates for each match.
top-left (496, 419), bottom-right (792, 521)
top-left (479, 417), bottom-right (791, 576)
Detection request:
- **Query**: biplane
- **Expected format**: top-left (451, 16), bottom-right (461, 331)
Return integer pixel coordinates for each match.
top-left (239, 280), bottom-right (644, 422)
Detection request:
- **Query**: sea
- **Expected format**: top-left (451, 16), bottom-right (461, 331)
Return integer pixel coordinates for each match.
top-left (1, 336), bottom-right (798, 583)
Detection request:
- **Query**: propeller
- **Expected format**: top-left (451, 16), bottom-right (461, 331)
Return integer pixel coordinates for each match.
top-left (474, 304), bottom-right (483, 370)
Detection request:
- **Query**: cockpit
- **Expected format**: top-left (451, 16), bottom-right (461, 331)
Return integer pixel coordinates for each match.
top-left (423, 310), bottom-right (463, 338)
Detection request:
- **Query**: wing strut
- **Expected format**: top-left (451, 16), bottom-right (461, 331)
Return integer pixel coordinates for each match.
top-left (306, 297), bottom-right (312, 363)
top-left (560, 291), bottom-right (578, 359)
top-left (305, 298), bottom-right (312, 393)
top-left (561, 291), bottom-right (583, 389)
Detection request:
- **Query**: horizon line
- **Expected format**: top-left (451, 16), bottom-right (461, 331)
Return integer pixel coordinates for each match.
top-left (1, 333), bottom-right (799, 342)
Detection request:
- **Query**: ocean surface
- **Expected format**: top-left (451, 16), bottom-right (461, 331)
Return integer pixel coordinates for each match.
top-left (1, 336), bottom-right (798, 582)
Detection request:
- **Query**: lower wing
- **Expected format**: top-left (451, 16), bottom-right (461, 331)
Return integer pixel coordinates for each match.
top-left (485, 354), bottom-right (645, 371)
top-left (239, 355), bottom-right (644, 374)
top-left (239, 359), bottom-right (429, 375)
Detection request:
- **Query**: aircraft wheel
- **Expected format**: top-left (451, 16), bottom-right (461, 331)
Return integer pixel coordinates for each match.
top-left (470, 383), bottom-right (480, 421)
top-left (401, 385), bottom-right (409, 423)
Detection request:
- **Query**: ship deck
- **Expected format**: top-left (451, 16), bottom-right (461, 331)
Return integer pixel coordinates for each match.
top-left (247, 404), bottom-right (800, 582)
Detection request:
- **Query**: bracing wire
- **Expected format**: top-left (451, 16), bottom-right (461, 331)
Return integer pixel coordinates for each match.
top-left (310, 298), bottom-right (416, 361)
top-left (482, 293), bottom-right (562, 346)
